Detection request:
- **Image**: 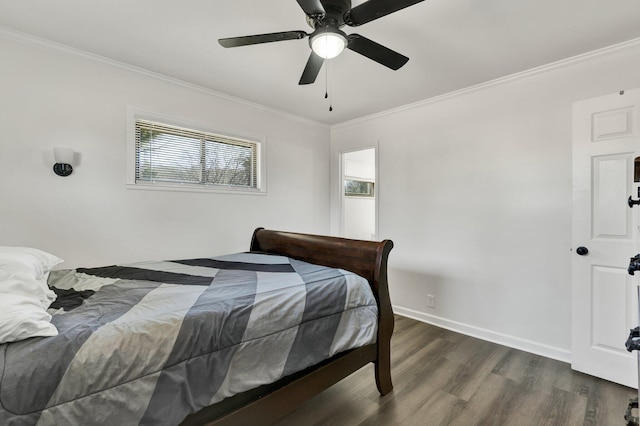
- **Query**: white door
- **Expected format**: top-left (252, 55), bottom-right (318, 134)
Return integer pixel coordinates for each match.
top-left (341, 148), bottom-right (377, 240)
top-left (572, 88), bottom-right (640, 387)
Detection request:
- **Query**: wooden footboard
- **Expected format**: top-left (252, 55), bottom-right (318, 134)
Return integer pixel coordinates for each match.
top-left (180, 228), bottom-right (394, 426)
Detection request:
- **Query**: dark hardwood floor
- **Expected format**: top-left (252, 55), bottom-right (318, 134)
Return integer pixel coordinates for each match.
top-left (273, 315), bottom-right (636, 426)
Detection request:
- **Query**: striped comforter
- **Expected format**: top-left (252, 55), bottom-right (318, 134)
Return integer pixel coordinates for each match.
top-left (0, 252), bottom-right (378, 425)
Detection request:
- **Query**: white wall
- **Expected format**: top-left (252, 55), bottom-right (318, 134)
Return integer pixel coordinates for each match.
top-left (331, 41), bottom-right (640, 359)
top-left (0, 35), bottom-right (330, 268)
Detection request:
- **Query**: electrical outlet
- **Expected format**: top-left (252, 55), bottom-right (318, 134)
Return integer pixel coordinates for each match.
top-left (427, 294), bottom-right (436, 308)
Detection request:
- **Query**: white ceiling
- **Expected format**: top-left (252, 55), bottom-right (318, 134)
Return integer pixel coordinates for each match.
top-left (1, 0), bottom-right (639, 125)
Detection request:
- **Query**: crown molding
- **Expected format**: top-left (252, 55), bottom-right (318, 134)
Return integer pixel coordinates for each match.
top-left (0, 26), bottom-right (329, 129)
top-left (333, 37), bottom-right (640, 130)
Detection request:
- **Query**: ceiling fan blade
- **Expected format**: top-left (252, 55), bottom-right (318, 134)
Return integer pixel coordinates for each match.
top-left (296, 0), bottom-right (325, 17)
top-left (347, 34), bottom-right (409, 70)
top-left (299, 52), bottom-right (325, 85)
top-left (219, 31), bottom-right (307, 48)
top-left (345, 0), bottom-right (425, 27)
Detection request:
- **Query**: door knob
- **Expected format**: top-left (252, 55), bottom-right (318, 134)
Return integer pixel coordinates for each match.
top-left (576, 246), bottom-right (589, 256)
top-left (629, 254), bottom-right (640, 275)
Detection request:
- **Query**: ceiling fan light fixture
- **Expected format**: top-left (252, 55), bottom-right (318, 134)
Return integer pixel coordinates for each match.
top-left (310, 29), bottom-right (347, 59)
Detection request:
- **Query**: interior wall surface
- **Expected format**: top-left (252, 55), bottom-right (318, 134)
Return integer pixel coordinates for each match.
top-left (0, 35), bottom-right (330, 269)
top-left (330, 42), bottom-right (640, 357)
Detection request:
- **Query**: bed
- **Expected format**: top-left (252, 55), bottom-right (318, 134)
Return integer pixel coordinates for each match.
top-left (0, 228), bottom-right (394, 425)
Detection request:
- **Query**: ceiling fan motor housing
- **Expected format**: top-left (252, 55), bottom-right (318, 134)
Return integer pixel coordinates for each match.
top-left (307, 0), bottom-right (352, 28)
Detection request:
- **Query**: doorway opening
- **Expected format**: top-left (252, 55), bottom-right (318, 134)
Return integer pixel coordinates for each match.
top-left (340, 147), bottom-right (377, 240)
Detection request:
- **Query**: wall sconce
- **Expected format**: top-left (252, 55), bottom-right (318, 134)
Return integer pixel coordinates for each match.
top-left (53, 147), bottom-right (75, 177)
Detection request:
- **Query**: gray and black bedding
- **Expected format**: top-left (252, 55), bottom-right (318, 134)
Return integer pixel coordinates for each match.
top-left (0, 252), bottom-right (378, 425)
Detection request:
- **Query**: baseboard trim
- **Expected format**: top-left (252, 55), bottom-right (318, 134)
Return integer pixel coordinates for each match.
top-left (393, 305), bottom-right (571, 363)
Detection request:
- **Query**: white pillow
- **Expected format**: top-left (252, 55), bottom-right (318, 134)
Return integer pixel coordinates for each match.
top-left (0, 247), bottom-right (62, 344)
top-left (0, 246), bottom-right (62, 308)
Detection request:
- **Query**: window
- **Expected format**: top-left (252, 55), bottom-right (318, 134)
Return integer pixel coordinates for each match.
top-left (344, 179), bottom-right (374, 197)
top-left (127, 111), bottom-right (265, 194)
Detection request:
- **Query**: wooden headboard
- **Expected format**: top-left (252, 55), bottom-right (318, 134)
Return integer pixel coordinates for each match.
top-left (250, 227), bottom-right (394, 379)
top-left (250, 228), bottom-right (393, 286)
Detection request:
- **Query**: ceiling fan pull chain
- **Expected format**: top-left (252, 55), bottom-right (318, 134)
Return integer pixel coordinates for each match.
top-left (325, 59), bottom-right (329, 99)
top-left (328, 60), bottom-right (333, 112)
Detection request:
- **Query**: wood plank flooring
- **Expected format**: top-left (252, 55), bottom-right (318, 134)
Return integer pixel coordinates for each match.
top-left (273, 315), bottom-right (636, 426)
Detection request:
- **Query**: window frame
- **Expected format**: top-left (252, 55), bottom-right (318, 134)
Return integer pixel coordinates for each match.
top-left (126, 108), bottom-right (267, 195)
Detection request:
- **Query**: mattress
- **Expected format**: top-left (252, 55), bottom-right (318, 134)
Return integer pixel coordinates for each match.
top-left (0, 252), bottom-right (378, 426)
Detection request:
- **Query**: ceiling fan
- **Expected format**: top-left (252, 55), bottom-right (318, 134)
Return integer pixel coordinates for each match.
top-left (218, 0), bottom-right (425, 85)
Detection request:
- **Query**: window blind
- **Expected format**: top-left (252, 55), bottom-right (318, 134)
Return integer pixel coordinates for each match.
top-left (135, 119), bottom-right (258, 189)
